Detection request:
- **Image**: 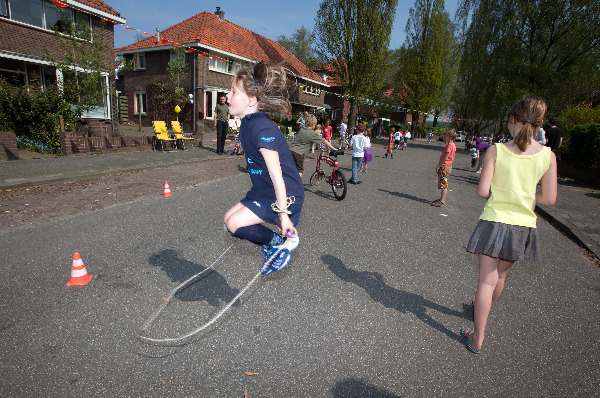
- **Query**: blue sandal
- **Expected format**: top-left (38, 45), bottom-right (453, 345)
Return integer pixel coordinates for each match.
top-left (460, 327), bottom-right (481, 354)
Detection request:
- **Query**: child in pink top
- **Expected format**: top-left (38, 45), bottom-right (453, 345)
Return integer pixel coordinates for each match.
top-left (431, 129), bottom-right (457, 207)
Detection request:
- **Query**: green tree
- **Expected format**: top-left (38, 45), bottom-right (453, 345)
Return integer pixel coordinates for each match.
top-left (395, 0), bottom-right (446, 131)
top-left (314, 0), bottom-right (398, 128)
top-left (277, 26), bottom-right (319, 68)
top-left (432, 11), bottom-right (460, 127)
top-left (455, 0), bottom-right (600, 118)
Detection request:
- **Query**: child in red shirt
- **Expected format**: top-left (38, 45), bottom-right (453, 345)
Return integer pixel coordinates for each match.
top-left (432, 129), bottom-right (457, 207)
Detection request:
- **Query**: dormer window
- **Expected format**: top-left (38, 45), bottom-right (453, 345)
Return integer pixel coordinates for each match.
top-left (208, 53), bottom-right (240, 75)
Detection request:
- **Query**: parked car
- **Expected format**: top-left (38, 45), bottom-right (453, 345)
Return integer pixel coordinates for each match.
top-left (455, 131), bottom-right (465, 142)
top-left (481, 135), bottom-right (492, 143)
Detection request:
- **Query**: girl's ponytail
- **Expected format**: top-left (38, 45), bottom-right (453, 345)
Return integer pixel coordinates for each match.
top-left (506, 94), bottom-right (547, 152)
top-left (513, 122), bottom-right (535, 152)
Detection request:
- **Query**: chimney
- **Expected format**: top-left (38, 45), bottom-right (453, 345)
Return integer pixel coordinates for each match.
top-left (215, 7), bottom-right (225, 21)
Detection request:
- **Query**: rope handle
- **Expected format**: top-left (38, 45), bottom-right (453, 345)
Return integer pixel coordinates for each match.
top-left (271, 196), bottom-right (296, 215)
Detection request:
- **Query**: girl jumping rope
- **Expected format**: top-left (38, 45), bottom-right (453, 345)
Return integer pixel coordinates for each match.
top-left (461, 94), bottom-right (557, 354)
top-left (223, 62), bottom-right (303, 275)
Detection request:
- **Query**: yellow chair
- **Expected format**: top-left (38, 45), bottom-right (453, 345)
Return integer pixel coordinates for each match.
top-left (171, 121), bottom-right (194, 150)
top-left (153, 121), bottom-right (176, 152)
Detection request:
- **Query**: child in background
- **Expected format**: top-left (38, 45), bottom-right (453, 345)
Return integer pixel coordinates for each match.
top-left (470, 146), bottom-right (478, 168)
top-left (403, 129), bottom-right (411, 149)
top-left (289, 113), bottom-right (338, 177)
top-left (394, 128), bottom-right (402, 149)
top-left (322, 119), bottom-right (333, 155)
top-left (360, 130), bottom-right (372, 172)
top-left (349, 123), bottom-right (367, 184)
top-left (385, 127), bottom-right (394, 159)
top-left (223, 62), bottom-right (304, 275)
top-left (461, 94), bottom-right (557, 354)
top-left (431, 129), bottom-right (457, 207)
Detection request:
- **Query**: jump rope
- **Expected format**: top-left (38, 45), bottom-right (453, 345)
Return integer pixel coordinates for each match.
top-left (138, 200), bottom-right (297, 346)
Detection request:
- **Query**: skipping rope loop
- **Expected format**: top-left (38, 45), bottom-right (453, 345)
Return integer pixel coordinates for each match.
top-left (137, 242), bottom-right (262, 346)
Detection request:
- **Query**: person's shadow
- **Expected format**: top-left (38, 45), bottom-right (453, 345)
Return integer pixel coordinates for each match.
top-left (378, 188), bottom-right (431, 204)
top-left (148, 249), bottom-right (239, 307)
top-left (323, 255), bottom-right (466, 342)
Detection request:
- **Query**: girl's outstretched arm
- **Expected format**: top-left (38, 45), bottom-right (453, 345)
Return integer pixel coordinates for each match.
top-left (260, 147), bottom-right (295, 236)
top-left (476, 145), bottom-right (496, 199)
top-left (536, 152), bottom-right (557, 206)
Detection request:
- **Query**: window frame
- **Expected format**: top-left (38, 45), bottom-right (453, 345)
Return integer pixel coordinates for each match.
top-left (133, 91), bottom-right (147, 115)
top-left (208, 53), bottom-right (240, 75)
top-left (133, 53), bottom-right (146, 71)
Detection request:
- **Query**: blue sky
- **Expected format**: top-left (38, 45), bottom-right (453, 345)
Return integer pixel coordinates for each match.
top-left (110, 0), bottom-right (460, 50)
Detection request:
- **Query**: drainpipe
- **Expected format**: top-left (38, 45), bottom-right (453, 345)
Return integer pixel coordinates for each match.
top-left (193, 45), bottom-right (196, 133)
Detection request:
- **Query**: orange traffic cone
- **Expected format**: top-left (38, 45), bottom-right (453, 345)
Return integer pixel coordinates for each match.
top-left (163, 181), bottom-right (173, 197)
top-left (67, 252), bottom-right (92, 286)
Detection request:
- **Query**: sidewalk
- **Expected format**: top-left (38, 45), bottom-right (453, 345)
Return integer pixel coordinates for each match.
top-left (536, 178), bottom-right (600, 261)
top-left (1, 136), bottom-right (599, 261)
top-left (0, 130), bottom-right (230, 189)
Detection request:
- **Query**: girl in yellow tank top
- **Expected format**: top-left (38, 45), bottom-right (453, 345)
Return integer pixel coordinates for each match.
top-left (460, 95), bottom-right (557, 354)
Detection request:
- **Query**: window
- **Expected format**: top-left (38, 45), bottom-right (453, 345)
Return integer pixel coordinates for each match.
top-left (44, 2), bottom-right (72, 33)
top-left (74, 9), bottom-right (91, 38)
top-left (208, 54), bottom-right (240, 75)
top-left (10, 0), bottom-right (43, 27)
top-left (303, 83), bottom-right (321, 96)
top-left (134, 91), bottom-right (146, 115)
top-left (0, 0), bottom-right (8, 18)
top-left (133, 54), bottom-right (146, 70)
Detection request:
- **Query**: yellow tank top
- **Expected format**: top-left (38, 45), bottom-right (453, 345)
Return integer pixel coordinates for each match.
top-left (480, 143), bottom-right (551, 228)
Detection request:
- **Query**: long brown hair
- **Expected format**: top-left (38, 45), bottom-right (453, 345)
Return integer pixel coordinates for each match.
top-left (506, 94), bottom-right (547, 151)
top-left (235, 62), bottom-right (291, 117)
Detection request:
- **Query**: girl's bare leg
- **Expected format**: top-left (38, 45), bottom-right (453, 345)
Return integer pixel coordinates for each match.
top-left (492, 258), bottom-right (515, 305)
top-left (470, 254), bottom-right (500, 350)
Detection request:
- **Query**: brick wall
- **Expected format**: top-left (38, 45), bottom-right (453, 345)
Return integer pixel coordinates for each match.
top-left (59, 131), bottom-right (198, 155)
top-left (0, 132), bottom-right (19, 161)
top-left (0, 17), bottom-right (115, 69)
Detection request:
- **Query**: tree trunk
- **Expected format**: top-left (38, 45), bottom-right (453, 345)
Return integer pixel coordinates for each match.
top-left (348, 98), bottom-right (358, 130)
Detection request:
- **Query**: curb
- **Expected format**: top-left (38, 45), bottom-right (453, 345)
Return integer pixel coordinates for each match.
top-left (536, 205), bottom-right (600, 260)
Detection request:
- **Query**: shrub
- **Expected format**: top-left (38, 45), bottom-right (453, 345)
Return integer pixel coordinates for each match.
top-left (559, 105), bottom-right (600, 162)
top-left (567, 123), bottom-right (600, 169)
top-left (0, 80), bottom-right (76, 153)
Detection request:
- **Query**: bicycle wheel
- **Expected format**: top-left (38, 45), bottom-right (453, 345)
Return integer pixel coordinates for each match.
top-left (310, 170), bottom-right (325, 186)
top-left (331, 170), bottom-right (347, 200)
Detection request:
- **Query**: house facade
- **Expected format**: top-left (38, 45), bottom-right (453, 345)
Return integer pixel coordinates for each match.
top-left (0, 0), bottom-right (125, 127)
top-left (115, 8), bottom-right (327, 134)
top-left (313, 61), bottom-right (412, 130)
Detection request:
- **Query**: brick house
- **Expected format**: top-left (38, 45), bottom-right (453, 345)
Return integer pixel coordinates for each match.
top-left (313, 60), bottom-right (412, 129)
top-left (115, 8), bottom-right (327, 135)
top-left (0, 0), bottom-right (125, 129)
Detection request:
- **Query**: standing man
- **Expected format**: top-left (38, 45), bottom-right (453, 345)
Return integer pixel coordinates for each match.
top-left (214, 95), bottom-right (229, 154)
top-left (545, 116), bottom-right (562, 161)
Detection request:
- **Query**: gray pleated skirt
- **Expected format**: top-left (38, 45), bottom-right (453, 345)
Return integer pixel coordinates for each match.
top-left (466, 220), bottom-right (542, 261)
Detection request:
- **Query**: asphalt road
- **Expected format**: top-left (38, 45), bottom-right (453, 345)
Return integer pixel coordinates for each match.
top-left (1, 141), bottom-right (598, 397)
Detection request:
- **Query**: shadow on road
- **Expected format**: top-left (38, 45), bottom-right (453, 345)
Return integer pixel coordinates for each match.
top-left (331, 378), bottom-right (400, 398)
top-left (323, 254), bottom-right (466, 342)
top-left (148, 249), bottom-right (239, 306)
top-left (378, 188), bottom-right (431, 204)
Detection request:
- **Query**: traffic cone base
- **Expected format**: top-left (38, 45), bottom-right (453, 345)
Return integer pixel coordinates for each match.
top-left (163, 181), bottom-right (173, 197)
top-left (67, 252), bottom-right (92, 286)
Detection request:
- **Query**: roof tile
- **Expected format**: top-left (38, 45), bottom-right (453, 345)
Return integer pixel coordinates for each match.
top-left (116, 11), bottom-right (324, 84)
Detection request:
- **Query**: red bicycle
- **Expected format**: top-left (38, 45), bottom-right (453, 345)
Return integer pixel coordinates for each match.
top-left (309, 150), bottom-right (347, 200)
